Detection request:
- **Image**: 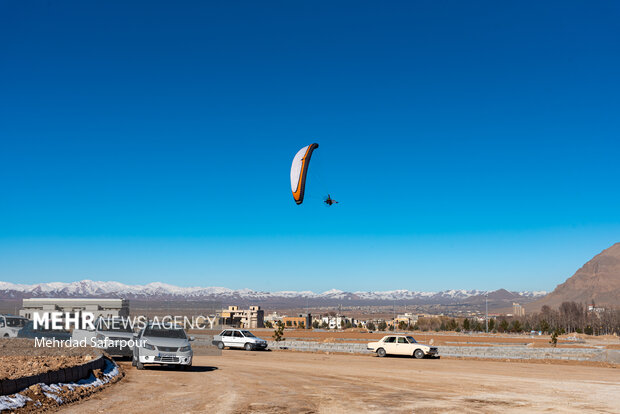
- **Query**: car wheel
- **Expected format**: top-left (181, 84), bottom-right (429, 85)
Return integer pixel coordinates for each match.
top-left (414, 349), bottom-right (425, 359)
top-left (217, 341), bottom-right (225, 350)
top-left (137, 361), bottom-right (145, 370)
top-left (3, 334), bottom-right (9, 338)
top-left (377, 348), bottom-right (386, 357)
top-left (131, 355), bottom-right (137, 367)
top-left (244, 343), bottom-right (253, 351)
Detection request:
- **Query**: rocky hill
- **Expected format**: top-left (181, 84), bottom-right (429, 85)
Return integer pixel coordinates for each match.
top-left (528, 243), bottom-right (620, 311)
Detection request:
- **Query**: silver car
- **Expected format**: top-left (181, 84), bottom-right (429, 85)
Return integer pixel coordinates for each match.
top-left (132, 323), bottom-right (194, 370)
top-left (94, 317), bottom-right (135, 357)
top-left (0, 315), bottom-right (28, 338)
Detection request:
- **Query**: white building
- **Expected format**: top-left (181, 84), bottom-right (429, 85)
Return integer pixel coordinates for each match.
top-left (20, 298), bottom-right (129, 321)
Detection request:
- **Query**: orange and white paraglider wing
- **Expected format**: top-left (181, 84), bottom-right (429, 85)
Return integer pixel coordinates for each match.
top-left (290, 143), bottom-right (319, 205)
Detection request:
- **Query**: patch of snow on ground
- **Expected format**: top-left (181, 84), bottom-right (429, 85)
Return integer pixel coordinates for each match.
top-left (0, 393), bottom-right (32, 411)
top-left (0, 358), bottom-right (121, 409)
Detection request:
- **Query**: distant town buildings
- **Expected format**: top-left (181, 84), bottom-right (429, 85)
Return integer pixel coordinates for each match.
top-left (395, 313), bottom-right (418, 326)
top-left (587, 304), bottom-right (605, 313)
top-left (282, 313), bottom-right (312, 329)
top-left (264, 311), bottom-right (282, 325)
top-left (320, 315), bottom-right (358, 329)
top-left (512, 303), bottom-right (525, 317)
top-left (19, 298), bottom-right (130, 321)
top-left (219, 305), bottom-right (264, 328)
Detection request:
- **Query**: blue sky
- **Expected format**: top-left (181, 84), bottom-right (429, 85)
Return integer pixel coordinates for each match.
top-left (1, 1), bottom-right (619, 292)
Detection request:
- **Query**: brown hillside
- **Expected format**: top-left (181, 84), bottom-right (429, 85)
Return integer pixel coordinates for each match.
top-left (527, 243), bottom-right (620, 312)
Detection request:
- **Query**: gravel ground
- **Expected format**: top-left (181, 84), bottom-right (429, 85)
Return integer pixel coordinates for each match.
top-left (0, 339), bottom-right (100, 381)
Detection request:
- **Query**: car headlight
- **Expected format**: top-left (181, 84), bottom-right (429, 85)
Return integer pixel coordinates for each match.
top-left (179, 345), bottom-right (191, 352)
top-left (143, 342), bottom-right (156, 350)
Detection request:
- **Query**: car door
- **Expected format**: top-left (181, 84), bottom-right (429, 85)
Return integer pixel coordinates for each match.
top-left (231, 331), bottom-right (245, 348)
top-left (220, 330), bottom-right (232, 346)
top-left (382, 336), bottom-right (397, 354)
top-left (133, 327), bottom-right (145, 359)
top-left (396, 336), bottom-right (412, 355)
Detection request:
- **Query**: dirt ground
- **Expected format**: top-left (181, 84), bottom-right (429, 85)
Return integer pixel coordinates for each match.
top-left (0, 339), bottom-right (98, 380)
top-left (60, 350), bottom-right (620, 414)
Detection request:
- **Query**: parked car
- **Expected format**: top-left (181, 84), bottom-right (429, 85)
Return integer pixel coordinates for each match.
top-left (212, 329), bottom-right (268, 351)
top-left (0, 315), bottom-right (28, 338)
top-left (132, 322), bottom-right (194, 370)
top-left (72, 317), bottom-right (135, 357)
top-left (17, 320), bottom-right (72, 341)
top-left (367, 335), bottom-right (438, 358)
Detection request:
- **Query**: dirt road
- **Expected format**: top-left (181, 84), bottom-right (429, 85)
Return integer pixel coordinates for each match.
top-left (62, 351), bottom-right (620, 414)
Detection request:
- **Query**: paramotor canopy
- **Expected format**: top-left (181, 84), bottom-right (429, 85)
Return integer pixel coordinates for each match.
top-left (290, 143), bottom-right (319, 205)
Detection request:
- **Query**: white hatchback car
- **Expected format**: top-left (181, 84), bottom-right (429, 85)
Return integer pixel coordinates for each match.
top-left (212, 329), bottom-right (268, 351)
top-left (367, 335), bottom-right (438, 359)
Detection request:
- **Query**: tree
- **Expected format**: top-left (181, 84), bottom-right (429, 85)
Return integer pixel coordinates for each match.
top-left (312, 320), bottom-right (319, 329)
top-left (538, 319), bottom-right (549, 334)
top-left (488, 318), bottom-right (495, 332)
top-left (462, 318), bottom-right (470, 331)
top-left (264, 321), bottom-right (273, 329)
top-left (378, 321), bottom-right (387, 331)
top-left (498, 319), bottom-right (509, 333)
top-left (550, 328), bottom-right (560, 347)
top-left (510, 320), bottom-right (522, 333)
top-left (321, 321), bottom-right (329, 329)
top-left (366, 322), bottom-right (376, 331)
top-left (273, 321), bottom-right (285, 342)
top-left (447, 318), bottom-right (458, 331)
top-left (398, 321), bottom-right (408, 330)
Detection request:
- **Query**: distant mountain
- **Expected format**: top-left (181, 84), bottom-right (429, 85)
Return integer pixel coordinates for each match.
top-left (528, 243), bottom-right (620, 311)
top-left (0, 279), bottom-right (545, 307)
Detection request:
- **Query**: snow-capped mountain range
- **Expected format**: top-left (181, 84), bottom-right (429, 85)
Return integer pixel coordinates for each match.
top-left (0, 280), bottom-right (546, 304)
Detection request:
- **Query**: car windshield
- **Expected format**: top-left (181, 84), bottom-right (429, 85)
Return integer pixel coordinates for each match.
top-left (6, 318), bottom-right (27, 327)
top-left (241, 330), bottom-right (255, 337)
top-left (143, 327), bottom-right (187, 339)
top-left (406, 336), bottom-right (417, 344)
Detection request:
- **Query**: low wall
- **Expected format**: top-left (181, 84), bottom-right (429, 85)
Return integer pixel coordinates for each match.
top-left (0, 354), bottom-right (106, 396)
top-left (267, 340), bottom-right (620, 363)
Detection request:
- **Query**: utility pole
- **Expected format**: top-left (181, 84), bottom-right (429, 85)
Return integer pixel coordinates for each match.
top-left (485, 293), bottom-right (489, 333)
top-left (393, 300), bottom-right (396, 332)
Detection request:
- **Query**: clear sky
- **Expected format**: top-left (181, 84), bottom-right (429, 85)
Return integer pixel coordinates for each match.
top-left (1, 1), bottom-right (619, 292)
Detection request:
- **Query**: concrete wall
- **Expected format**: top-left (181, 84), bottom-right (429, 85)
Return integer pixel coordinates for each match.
top-left (267, 340), bottom-right (620, 363)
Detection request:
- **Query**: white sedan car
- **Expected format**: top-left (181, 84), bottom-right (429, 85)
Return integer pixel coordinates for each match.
top-left (367, 335), bottom-right (438, 359)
